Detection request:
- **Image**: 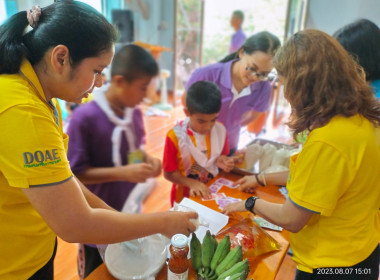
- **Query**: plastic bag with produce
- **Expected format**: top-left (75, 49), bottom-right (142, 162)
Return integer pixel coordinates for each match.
top-left (215, 218), bottom-right (280, 258)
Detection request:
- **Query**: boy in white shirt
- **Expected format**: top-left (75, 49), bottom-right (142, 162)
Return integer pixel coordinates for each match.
top-left (163, 81), bottom-right (235, 205)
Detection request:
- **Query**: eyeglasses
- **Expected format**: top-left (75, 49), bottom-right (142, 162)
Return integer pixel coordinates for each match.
top-left (245, 66), bottom-right (270, 81)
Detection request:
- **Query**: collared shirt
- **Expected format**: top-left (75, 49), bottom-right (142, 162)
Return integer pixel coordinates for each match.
top-left (229, 28), bottom-right (246, 53)
top-left (67, 89), bottom-right (145, 212)
top-left (230, 84), bottom-right (251, 107)
top-left (186, 59), bottom-right (271, 149)
top-left (0, 59), bottom-right (72, 279)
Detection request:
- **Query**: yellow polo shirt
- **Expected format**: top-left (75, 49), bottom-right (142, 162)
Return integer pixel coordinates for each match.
top-left (287, 115), bottom-right (380, 273)
top-left (0, 60), bottom-right (72, 279)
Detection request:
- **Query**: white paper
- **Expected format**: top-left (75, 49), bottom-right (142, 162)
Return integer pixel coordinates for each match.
top-left (178, 197), bottom-right (229, 242)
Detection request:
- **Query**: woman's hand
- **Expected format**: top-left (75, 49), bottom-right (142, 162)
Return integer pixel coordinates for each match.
top-left (222, 200), bottom-right (246, 215)
top-left (234, 175), bottom-right (259, 193)
top-left (216, 155), bottom-right (235, 172)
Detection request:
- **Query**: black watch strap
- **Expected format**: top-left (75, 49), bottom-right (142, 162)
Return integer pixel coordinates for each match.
top-left (245, 196), bottom-right (260, 215)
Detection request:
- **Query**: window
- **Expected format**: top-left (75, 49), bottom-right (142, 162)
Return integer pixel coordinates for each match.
top-left (0, 0), bottom-right (17, 24)
top-left (78, 0), bottom-right (102, 12)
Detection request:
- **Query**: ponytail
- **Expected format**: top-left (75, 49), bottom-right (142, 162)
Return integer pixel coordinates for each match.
top-left (219, 31), bottom-right (281, 63)
top-left (0, 12), bottom-right (29, 74)
top-left (219, 52), bottom-right (239, 63)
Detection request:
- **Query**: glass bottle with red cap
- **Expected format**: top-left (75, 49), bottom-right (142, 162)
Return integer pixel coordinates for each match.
top-left (167, 233), bottom-right (189, 280)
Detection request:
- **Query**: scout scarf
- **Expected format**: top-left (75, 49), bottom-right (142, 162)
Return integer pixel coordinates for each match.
top-left (93, 90), bottom-right (137, 166)
top-left (173, 117), bottom-right (226, 176)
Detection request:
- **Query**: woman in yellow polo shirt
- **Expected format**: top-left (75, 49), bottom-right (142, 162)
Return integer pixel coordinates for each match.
top-left (223, 29), bottom-right (380, 280)
top-left (0, 2), bottom-right (197, 279)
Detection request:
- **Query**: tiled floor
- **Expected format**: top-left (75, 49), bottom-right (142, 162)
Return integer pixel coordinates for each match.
top-left (54, 104), bottom-right (297, 280)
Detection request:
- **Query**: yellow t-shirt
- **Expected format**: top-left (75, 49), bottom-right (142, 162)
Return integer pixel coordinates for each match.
top-left (287, 115), bottom-right (380, 273)
top-left (0, 60), bottom-right (72, 279)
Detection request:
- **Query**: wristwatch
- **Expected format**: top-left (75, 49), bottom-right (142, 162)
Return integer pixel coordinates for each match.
top-left (245, 196), bottom-right (260, 215)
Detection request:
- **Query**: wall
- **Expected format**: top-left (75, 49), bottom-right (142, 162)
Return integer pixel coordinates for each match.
top-left (305, 0), bottom-right (380, 35)
top-left (15, 0), bottom-right (176, 90)
top-left (16, 0), bottom-right (52, 11)
top-left (157, 0), bottom-right (175, 91)
top-left (123, 0), bottom-right (175, 90)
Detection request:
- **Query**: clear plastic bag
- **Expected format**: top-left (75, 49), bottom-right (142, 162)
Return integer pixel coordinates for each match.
top-left (244, 143), bottom-right (263, 171)
top-left (171, 202), bottom-right (209, 228)
top-left (259, 143), bottom-right (277, 172)
top-left (216, 217), bottom-right (281, 258)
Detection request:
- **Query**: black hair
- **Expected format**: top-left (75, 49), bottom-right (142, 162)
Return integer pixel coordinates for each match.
top-left (186, 81), bottom-right (221, 115)
top-left (220, 31), bottom-right (281, 63)
top-left (232, 10), bottom-right (244, 22)
top-left (0, 1), bottom-right (117, 74)
top-left (111, 44), bottom-right (158, 82)
top-left (333, 19), bottom-right (380, 81)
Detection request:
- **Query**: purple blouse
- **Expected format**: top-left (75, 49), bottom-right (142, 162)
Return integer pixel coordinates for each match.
top-left (186, 59), bottom-right (271, 149)
top-left (67, 100), bottom-right (145, 211)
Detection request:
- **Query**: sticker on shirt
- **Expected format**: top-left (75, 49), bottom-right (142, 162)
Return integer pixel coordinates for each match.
top-left (23, 149), bottom-right (61, 168)
top-left (216, 197), bottom-right (242, 210)
top-left (128, 149), bottom-right (145, 164)
top-left (202, 192), bottom-right (226, 201)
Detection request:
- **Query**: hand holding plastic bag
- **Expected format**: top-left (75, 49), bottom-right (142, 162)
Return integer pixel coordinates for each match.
top-left (172, 202), bottom-right (209, 229)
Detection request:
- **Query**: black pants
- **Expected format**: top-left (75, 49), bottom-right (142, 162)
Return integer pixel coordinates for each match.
top-left (295, 244), bottom-right (379, 280)
top-left (77, 244), bottom-right (103, 279)
top-left (29, 238), bottom-right (57, 280)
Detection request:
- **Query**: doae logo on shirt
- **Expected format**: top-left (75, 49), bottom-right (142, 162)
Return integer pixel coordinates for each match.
top-left (23, 149), bottom-right (61, 168)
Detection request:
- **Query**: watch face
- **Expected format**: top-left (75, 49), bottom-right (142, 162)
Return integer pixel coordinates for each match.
top-left (245, 197), bottom-right (254, 211)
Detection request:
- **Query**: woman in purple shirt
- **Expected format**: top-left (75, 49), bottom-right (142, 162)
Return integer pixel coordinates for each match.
top-left (186, 31), bottom-right (281, 154)
top-left (229, 10), bottom-right (246, 53)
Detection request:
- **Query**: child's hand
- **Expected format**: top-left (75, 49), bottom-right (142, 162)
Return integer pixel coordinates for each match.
top-left (145, 155), bottom-right (162, 177)
top-left (216, 155), bottom-right (235, 172)
top-left (234, 175), bottom-right (258, 193)
top-left (161, 211), bottom-right (198, 237)
top-left (189, 180), bottom-right (211, 200)
top-left (221, 200), bottom-right (246, 215)
top-left (232, 149), bottom-right (245, 165)
top-left (123, 163), bottom-right (155, 183)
